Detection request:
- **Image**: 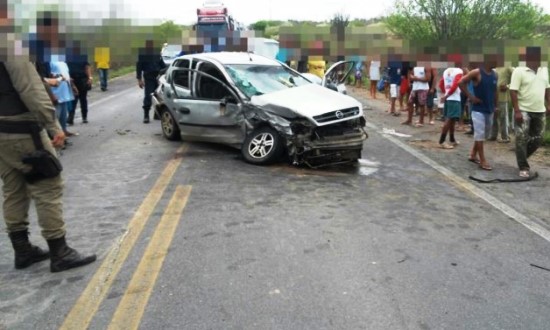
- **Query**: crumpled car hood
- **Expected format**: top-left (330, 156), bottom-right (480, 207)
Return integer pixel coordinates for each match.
top-left (249, 84), bottom-right (362, 123)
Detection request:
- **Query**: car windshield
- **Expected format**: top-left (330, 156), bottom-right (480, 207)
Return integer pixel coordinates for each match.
top-left (225, 64), bottom-right (311, 98)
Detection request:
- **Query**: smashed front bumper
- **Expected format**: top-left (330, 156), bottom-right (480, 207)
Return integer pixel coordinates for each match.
top-left (242, 104), bottom-right (368, 168)
top-left (286, 118), bottom-right (368, 168)
top-left (293, 130), bottom-right (367, 168)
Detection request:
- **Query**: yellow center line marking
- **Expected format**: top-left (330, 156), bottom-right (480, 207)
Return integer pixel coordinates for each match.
top-left (60, 145), bottom-right (188, 330)
top-left (107, 185), bottom-right (192, 330)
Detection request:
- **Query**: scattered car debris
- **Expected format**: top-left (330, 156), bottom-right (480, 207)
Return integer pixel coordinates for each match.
top-left (382, 128), bottom-right (412, 138)
top-left (530, 263), bottom-right (550, 272)
top-left (469, 172), bottom-right (539, 183)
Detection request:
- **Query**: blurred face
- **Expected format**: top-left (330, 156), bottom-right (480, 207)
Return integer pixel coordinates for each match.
top-left (37, 16), bottom-right (59, 45)
top-left (0, 2), bottom-right (12, 32)
top-left (484, 55), bottom-right (500, 70)
top-left (525, 52), bottom-right (541, 70)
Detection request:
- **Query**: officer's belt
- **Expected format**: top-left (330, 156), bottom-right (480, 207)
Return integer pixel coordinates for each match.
top-left (0, 121), bottom-right (46, 150)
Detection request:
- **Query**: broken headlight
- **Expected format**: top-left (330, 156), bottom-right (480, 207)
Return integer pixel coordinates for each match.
top-left (290, 120), bottom-right (313, 135)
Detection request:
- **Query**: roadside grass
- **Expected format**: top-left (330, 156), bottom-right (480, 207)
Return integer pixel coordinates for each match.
top-left (106, 66), bottom-right (135, 80)
top-left (544, 126), bottom-right (550, 146)
top-left (91, 65), bottom-right (134, 89)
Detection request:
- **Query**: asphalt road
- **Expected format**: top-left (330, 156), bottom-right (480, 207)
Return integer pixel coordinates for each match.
top-left (1, 76), bottom-right (549, 330)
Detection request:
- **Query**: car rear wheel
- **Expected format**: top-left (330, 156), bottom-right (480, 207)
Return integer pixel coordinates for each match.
top-left (242, 126), bottom-right (284, 165)
top-left (160, 107), bottom-right (181, 141)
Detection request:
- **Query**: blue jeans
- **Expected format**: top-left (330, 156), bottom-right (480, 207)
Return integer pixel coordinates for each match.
top-left (55, 102), bottom-right (71, 132)
top-left (98, 69), bottom-right (108, 90)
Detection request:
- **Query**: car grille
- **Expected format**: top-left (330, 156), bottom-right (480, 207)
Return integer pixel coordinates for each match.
top-left (313, 118), bottom-right (363, 138)
top-left (313, 107), bottom-right (360, 123)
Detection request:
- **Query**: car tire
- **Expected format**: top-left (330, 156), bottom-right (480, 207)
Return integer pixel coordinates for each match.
top-left (160, 107), bottom-right (181, 141)
top-left (241, 126), bottom-right (284, 165)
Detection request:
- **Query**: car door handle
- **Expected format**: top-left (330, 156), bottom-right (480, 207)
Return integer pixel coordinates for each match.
top-left (178, 107), bottom-right (190, 114)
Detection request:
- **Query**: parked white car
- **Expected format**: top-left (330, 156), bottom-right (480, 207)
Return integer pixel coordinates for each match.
top-left (152, 52), bottom-right (367, 168)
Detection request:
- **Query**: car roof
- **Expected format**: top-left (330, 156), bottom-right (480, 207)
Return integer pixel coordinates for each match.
top-left (183, 52), bottom-right (280, 66)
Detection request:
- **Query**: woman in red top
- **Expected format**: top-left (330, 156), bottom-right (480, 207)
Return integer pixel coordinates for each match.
top-left (399, 68), bottom-right (410, 111)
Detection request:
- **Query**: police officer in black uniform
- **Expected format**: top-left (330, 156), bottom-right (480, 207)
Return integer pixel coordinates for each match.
top-left (136, 40), bottom-right (166, 123)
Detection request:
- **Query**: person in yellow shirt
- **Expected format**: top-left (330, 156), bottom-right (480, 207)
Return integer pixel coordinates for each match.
top-left (307, 58), bottom-right (326, 78)
top-left (94, 47), bottom-right (110, 91)
top-left (489, 66), bottom-right (513, 142)
top-left (509, 47), bottom-right (550, 178)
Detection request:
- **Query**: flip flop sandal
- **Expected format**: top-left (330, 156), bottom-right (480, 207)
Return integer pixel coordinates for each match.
top-left (519, 170), bottom-right (530, 178)
top-left (392, 112), bottom-right (401, 117)
top-left (414, 123), bottom-right (424, 127)
top-left (440, 143), bottom-right (454, 149)
top-left (468, 158), bottom-right (480, 164)
top-left (479, 164), bottom-right (493, 171)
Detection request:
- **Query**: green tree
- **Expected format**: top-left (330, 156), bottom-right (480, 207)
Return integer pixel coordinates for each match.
top-left (250, 20), bottom-right (268, 33)
top-left (535, 14), bottom-right (550, 36)
top-left (385, 0), bottom-right (544, 40)
top-left (330, 12), bottom-right (350, 30)
top-left (156, 20), bottom-right (182, 43)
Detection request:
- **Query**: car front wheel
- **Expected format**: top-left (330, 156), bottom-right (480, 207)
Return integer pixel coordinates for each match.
top-left (160, 107), bottom-right (181, 141)
top-left (241, 126), bottom-right (284, 165)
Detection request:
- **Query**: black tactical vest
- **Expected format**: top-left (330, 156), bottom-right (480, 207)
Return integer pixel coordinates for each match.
top-left (0, 63), bottom-right (31, 116)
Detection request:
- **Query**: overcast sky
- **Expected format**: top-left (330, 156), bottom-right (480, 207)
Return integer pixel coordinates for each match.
top-left (18, 0), bottom-right (550, 26)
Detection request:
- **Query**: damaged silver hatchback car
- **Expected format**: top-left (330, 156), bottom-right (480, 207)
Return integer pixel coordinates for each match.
top-left (152, 52), bottom-right (368, 168)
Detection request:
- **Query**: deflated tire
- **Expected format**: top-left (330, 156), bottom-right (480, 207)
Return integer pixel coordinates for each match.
top-left (161, 107), bottom-right (181, 141)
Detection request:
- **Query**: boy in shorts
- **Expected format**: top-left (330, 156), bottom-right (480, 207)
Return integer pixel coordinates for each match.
top-left (438, 66), bottom-right (464, 148)
top-left (388, 61), bottom-right (402, 116)
top-left (459, 57), bottom-right (498, 170)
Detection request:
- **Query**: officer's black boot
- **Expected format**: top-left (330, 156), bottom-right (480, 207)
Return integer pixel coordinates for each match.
top-left (8, 230), bottom-right (49, 269)
top-left (46, 236), bottom-right (96, 273)
top-left (143, 109), bottom-right (150, 124)
top-left (67, 111), bottom-right (75, 125)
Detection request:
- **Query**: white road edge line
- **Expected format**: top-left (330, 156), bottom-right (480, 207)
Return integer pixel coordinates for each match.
top-left (367, 122), bottom-right (550, 243)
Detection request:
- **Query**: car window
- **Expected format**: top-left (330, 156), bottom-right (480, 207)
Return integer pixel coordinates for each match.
top-left (173, 59), bottom-right (190, 88)
top-left (225, 64), bottom-right (311, 98)
top-left (196, 62), bottom-right (232, 100)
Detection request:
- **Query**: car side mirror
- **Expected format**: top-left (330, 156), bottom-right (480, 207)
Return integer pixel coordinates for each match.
top-left (221, 95), bottom-right (237, 105)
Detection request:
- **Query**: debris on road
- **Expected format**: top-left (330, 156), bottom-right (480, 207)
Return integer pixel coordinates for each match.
top-left (382, 128), bottom-right (411, 138)
top-left (530, 263), bottom-right (550, 272)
